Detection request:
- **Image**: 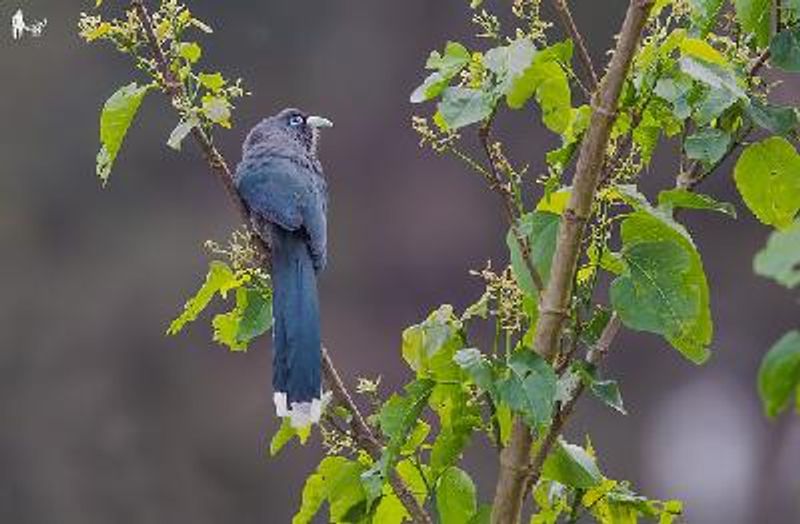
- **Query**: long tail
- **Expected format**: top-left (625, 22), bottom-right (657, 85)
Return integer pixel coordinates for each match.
top-left (270, 225), bottom-right (323, 428)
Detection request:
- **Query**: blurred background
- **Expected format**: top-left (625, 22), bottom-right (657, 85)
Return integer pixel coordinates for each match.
top-left (1, 1), bottom-right (798, 522)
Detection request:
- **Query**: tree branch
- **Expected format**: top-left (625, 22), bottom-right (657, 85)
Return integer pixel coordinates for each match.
top-left (130, 2), bottom-right (430, 522)
top-left (491, 2), bottom-right (654, 522)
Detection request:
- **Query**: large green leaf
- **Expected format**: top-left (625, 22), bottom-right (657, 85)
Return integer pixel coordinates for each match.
top-left (96, 82), bottom-right (150, 184)
top-left (679, 57), bottom-right (746, 99)
top-left (758, 331), bottom-right (800, 417)
top-left (753, 218), bottom-right (800, 288)
top-left (428, 382), bottom-right (480, 472)
top-left (542, 440), bottom-right (602, 489)
top-left (494, 349), bottom-right (557, 429)
top-left (212, 286), bottom-right (273, 352)
top-left (734, 0), bottom-right (772, 47)
top-left (436, 467), bottom-right (478, 524)
top-left (734, 137), bottom-right (800, 230)
top-left (657, 188), bottom-right (736, 218)
top-left (379, 379), bottom-right (435, 452)
top-left (293, 457), bottom-right (367, 524)
top-left (437, 87), bottom-right (495, 129)
top-left (507, 211), bottom-right (559, 295)
top-left (771, 27), bottom-right (800, 71)
top-left (610, 212), bottom-right (712, 364)
top-left (746, 99), bottom-right (799, 135)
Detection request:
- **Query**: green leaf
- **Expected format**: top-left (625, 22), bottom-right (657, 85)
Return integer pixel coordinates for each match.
top-left (211, 286), bottom-right (273, 352)
top-left (379, 379), bottom-right (435, 449)
top-left (688, 0), bottom-right (725, 34)
top-left (202, 95), bottom-right (232, 128)
top-left (542, 439), bottom-right (602, 489)
top-left (167, 261), bottom-right (240, 335)
top-left (198, 72), bottom-right (225, 92)
top-left (507, 211), bottom-right (559, 295)
top-left (654, 77), bottom-right (694, 120)
top-left (693, 85), bottom-right (737, 125)
top-left (684, 128), bottom-right (731, 165)
top-left (178, 42), bottom-right (202, 63)
top-left (437, 87), bottom-right (495, 130)
top-left (454, 348), bottom-right (495, 393)
top-left (734, 137), bottom-right (800, 229)
top-left (410, 42), bottom-right (470, 103)
top-left (746, 99), bottom-right (799, 135)
top-left (435, 467), bottom-right (477, 524)
top-left (485, 37), bottom-right (537, 91)
top-left (96, 82), bottom-right (150, 184)
top-left (611, 241), bottom-right (698, 354)
top-left (269, 418), bottom-right (310, 456)
top-left (401, 305), bottom-right (465, 381)
top-left (428, 382), bottom-right (481, 472)
top-left (753, 218), bottom-right (800, 288)
top-left (679, 56), bottom-right (746, 99)
top-left (657, 188), bottom-right (736, 218)
top-left (293, 457), bottom-right (366, 524)
top-left (167, 116), bottom-right (199, 151)
top-left (495, 350), bottom-right (557, 429)
top-left (610, 211), bottom-right (712, 364)
top-left (770, 27), bottom-right (800, 71)
top-left (758, 331), bottom-right (800, 417)
top-left (574, 363), bottom-right (627, 415)
top-left (680, 37), bottom-right (727, 65)
top-left (734, 0), bottom-right (771, 47)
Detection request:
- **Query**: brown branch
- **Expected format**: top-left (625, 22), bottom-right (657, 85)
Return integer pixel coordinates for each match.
top-left (550, 0), bottom-right (599, 91)
top-left (490, 2), bottom-right (654, 522)
top-left (130, 2), bottom-right (430, 522)
top-left (479, 118), bottom-right (545, 294)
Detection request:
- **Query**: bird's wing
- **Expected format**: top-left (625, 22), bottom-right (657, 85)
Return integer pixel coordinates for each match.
top-left (303, 177), bottom-right (328, 271)
top-left (236, 156), bottom-right (309, 232)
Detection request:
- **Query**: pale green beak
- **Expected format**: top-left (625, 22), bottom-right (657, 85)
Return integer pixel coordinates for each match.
top-left (306, 115), bottom-right (333, 128)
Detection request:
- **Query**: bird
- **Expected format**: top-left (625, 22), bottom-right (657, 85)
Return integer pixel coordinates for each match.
top-left (234, 108), bottom-right (333, 428)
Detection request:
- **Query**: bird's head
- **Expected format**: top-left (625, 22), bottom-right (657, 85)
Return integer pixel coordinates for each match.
top-left (243, 108), bottom-right (333, 160)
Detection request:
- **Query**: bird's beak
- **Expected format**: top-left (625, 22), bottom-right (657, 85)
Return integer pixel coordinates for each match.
top-left (306, 115), bottom-right (333, 129)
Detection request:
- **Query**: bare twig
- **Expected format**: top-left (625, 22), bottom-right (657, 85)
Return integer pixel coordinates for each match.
top-left (549, 0), bottom-right (599, 91)
top-left (479, 117), bottom-right (545, 294)
top-left (491, 3), bottom-right (654, 522)
top-left (130, 2), bottom-right (430, 522)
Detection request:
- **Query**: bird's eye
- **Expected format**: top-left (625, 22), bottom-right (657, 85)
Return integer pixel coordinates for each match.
top-left (288, 115), bottom-right (305, 127)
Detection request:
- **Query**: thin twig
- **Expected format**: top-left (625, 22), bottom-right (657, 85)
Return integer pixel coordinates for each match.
top-left (550, 0), bottom-right (599, 91)
top-left (479, 116), bottom-right (545, 294)
top-left (130, 2), bottom-right (430, 522)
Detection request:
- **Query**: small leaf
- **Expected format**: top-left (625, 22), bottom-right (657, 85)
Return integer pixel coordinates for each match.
top-left (269, 418), bottom-right (308, 456)
top-left (542, 439), bottom-right (602, 489)
top-left (168, 261), bottom-right (239, 335)
top-left (658, 188), bottom-right (736, 218)
top-left (688, 0), bottom-right (725, 35)
top-left (167, 116), bottom-right (199, 151)
top-left (507, 211), bottom-right (559, 296)
top-left (758, 331), bottom-right (800, 417)
top-left (198, 72), bottom-right (225, 92)
top-left (574, 363), bottom-right (626, 415)
top-left (411, 42), bottom-right (470, 103)
top-left (454, 348), bottom-right (495, 392)
top-left (753, 218), bottom-right (800, 288)
top-left (293, 457), bottom-right (366, 524)
top-left (734, 136), bottom-right (800, 230)
top-left (436, 467), bottom-right (477, 524)
top-left (684, 128), bottom-right (730, 165)
top-left (437, 87), bottom-right (495, 129)
top-left (495, 349), bottom-right (557, 429)
top-left (680, 37), bottom-right (727, 65)
top-left (178, 42), bottom-right (202, 63)
top-left (96, 82), bottom-right (150, 184)
top-left (202, 95), bottom-right (232, 128)
top-left (770, 27), bottom-right (800, 71)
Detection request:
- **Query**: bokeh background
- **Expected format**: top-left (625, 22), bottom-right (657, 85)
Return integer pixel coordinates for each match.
top-left (1, 1), bottom-right (798, 522)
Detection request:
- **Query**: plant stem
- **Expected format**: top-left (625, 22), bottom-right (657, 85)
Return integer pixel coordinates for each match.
top-left (129, 2), bottom-right (430, 522)
top-left (490, 3), bottom-right (654, 522)
top-left (550, 0), bottom-right (599, 91)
